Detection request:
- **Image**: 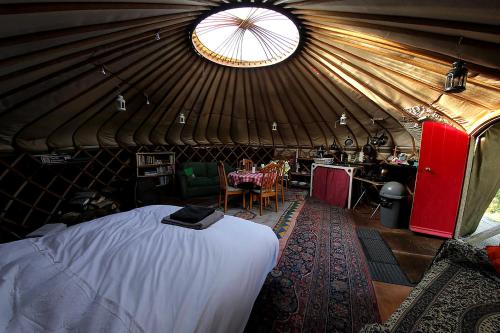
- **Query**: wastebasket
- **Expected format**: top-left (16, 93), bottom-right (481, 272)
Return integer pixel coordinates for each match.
top-left (379, 181), bottom-right (406, 228)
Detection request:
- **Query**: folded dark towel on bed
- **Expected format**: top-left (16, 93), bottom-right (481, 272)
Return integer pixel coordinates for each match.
top-left (162, 210), bottom-right (224, 230)
top-left (169, 205), bottom-right (216, 223)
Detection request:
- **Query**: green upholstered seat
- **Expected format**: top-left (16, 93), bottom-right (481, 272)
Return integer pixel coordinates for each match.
top-left (177, 161), bottom-right (234, 198)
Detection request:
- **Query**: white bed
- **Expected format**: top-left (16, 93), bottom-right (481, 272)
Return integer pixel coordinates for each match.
top-left (0, 205), bottom-right (279, 333)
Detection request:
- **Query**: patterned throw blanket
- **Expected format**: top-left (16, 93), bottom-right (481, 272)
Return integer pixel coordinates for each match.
top-left (361, 240), bottom-right (500, 333)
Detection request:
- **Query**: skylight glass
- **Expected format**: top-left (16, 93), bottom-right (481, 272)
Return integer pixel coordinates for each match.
top-left (192, 7), bottom-right (300, 68)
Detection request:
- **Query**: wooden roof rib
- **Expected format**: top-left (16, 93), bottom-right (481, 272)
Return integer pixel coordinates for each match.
top-left (0, 0), bottom-right (499, 153)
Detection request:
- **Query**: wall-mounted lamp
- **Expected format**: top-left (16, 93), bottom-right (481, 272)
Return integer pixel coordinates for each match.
top-left (145, 94), bottom-right (150, 105)
top-left (272, 121), bottom-right (277, 131)
top-left (116, 94), bottom-right (126, 112)
top-left (179, 113), bottom-right (186, 124)
top-left (100, 66), bottom-right (107, 76)
top-left (444, 60), bottom-right (467, 93)
top-left (154, 31), bottom-right (161, 41)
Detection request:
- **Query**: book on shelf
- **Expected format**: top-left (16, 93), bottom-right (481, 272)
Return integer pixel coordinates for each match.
top-left (137, 153), bottom-right (174, 166)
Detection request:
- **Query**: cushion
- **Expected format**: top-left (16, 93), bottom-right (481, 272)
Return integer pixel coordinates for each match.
top-left (486, 246), bottom-right (500, 274)
top-left (252, 189), bottom-right (276, 194)
top-left (188, 177), bottom-right (218, 187)
top-left (184, 162), bottom-right (207, 177)
top-left (184, 167), bottom-right (194, 177)
top-left (227, 186), bottom-right (244, 193)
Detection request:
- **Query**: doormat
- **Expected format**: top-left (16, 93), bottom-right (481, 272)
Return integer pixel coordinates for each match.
top-left (357, 227), bottom-right (413, 286)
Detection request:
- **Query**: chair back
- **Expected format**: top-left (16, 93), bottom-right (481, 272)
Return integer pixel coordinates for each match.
top-left (240, 159), bottom-right (253, 172)
top-left (276, 160), bottom-right (285, 186)
top-left (260, 163), bottom-right (278, 193)
top-left (217, 161), bottom-right (228, 190)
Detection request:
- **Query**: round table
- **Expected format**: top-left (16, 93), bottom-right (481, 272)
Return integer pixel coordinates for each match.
top-left (227, 171), bottom-right (265, 187)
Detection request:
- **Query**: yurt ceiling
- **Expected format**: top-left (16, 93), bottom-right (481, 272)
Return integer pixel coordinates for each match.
top-left (0, 0), bottom-right (499, 153)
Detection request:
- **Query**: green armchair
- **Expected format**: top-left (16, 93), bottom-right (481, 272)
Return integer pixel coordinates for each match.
top-left (177, 161), bottom-right (234, 199)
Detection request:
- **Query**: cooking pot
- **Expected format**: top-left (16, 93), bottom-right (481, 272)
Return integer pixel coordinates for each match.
top-left (369, 136), bottom-right (379, 146)
top-left (378, 134), bottom-right (388, 146)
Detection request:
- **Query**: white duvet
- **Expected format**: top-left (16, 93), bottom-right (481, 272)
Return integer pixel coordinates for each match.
top-left (0, 205), bottom-right (278, 333)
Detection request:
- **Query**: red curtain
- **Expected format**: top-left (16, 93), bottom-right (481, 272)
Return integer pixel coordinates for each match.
top-left (312, 166), bottom-right (328, 199)
top-left (312, 167), bottom-right (350, 208)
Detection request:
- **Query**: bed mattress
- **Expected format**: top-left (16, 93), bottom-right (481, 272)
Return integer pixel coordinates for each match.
top-left (0, 205), bottom-right (279, 333)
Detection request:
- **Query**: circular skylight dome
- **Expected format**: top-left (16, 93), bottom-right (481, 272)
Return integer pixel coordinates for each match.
top-left (192, 7), bottom-right (300, 68)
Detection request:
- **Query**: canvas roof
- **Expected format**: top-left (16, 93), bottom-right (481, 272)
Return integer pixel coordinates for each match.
top-left (0, 0), bottom-right (499, 152)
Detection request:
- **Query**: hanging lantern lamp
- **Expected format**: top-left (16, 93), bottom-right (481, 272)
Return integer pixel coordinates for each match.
top-left (445, 36), bottom-right (467, 93)
top-left (272, 121), bottom-right (277, 131)
top-left (444, 60), bottom-right (468, 93)
top-left (339, 113), bottom-right (347, 125)
top-left (179, 113), bottom-right (186, 124)
top-left (116, 94), bottom-right (126, 112)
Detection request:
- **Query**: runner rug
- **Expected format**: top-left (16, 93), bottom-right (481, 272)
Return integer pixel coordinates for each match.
top-left (246, 198), bottom-right (380, 333)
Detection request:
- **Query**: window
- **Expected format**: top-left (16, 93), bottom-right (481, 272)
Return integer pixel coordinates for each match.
top-left (192, 7), bottom-right (300, 68)
top-left (484, 188), bottom-right (500, 223)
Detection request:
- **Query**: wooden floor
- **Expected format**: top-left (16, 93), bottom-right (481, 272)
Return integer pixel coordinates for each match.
top-left (351, 204), bottom-right (445, 322)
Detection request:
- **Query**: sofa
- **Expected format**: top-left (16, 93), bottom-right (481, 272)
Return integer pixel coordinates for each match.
top-left (177, 161), bottom-right (233, 199)
top-left (360, 240), bottom-right (500, 333)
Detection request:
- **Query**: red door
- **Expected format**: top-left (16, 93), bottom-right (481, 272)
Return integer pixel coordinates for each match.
top-left (409, 121), bottom-right (469, 238)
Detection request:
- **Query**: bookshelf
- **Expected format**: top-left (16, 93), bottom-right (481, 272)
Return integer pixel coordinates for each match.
top-left (136, 152), bottom-right (175, 187)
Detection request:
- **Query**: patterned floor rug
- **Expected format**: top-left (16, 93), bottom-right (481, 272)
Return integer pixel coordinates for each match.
top-left (246, 198), bottom-right (380, 333)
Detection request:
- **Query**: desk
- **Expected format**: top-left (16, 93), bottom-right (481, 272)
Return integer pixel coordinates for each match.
top-left (352, 176), bottom-right (387, 218)
top-left (310, 164), bottom-right (360, 209)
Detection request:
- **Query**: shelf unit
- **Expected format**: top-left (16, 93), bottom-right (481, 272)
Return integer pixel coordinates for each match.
top-left (136, 152), bottom-right (175, 187)
top-left (289, 158), bottom-right (313, 188)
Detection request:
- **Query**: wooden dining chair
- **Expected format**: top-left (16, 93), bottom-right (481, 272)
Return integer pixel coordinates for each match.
top-left (250, 163), bottom-right (279, 215)
top-left (240, 159), bottom-right (253, 172)
top-left (217, 161), bottom-right (246, 212)
top-left (276, 160), bottom-right (286, 204)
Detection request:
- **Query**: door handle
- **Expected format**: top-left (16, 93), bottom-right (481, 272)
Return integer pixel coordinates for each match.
top-left (424, 166), bottom-right (432, 172)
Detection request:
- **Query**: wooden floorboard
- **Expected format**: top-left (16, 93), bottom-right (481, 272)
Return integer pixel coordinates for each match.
top-left (372, 281), bottom-right (413, 322)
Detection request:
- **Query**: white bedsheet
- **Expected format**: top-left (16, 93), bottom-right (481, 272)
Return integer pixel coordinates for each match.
top-left (0, 205), bottom-right (278, 333)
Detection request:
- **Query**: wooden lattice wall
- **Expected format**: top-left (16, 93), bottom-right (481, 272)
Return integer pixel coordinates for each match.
top-left (0, 145), bottom-right (278, 239)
